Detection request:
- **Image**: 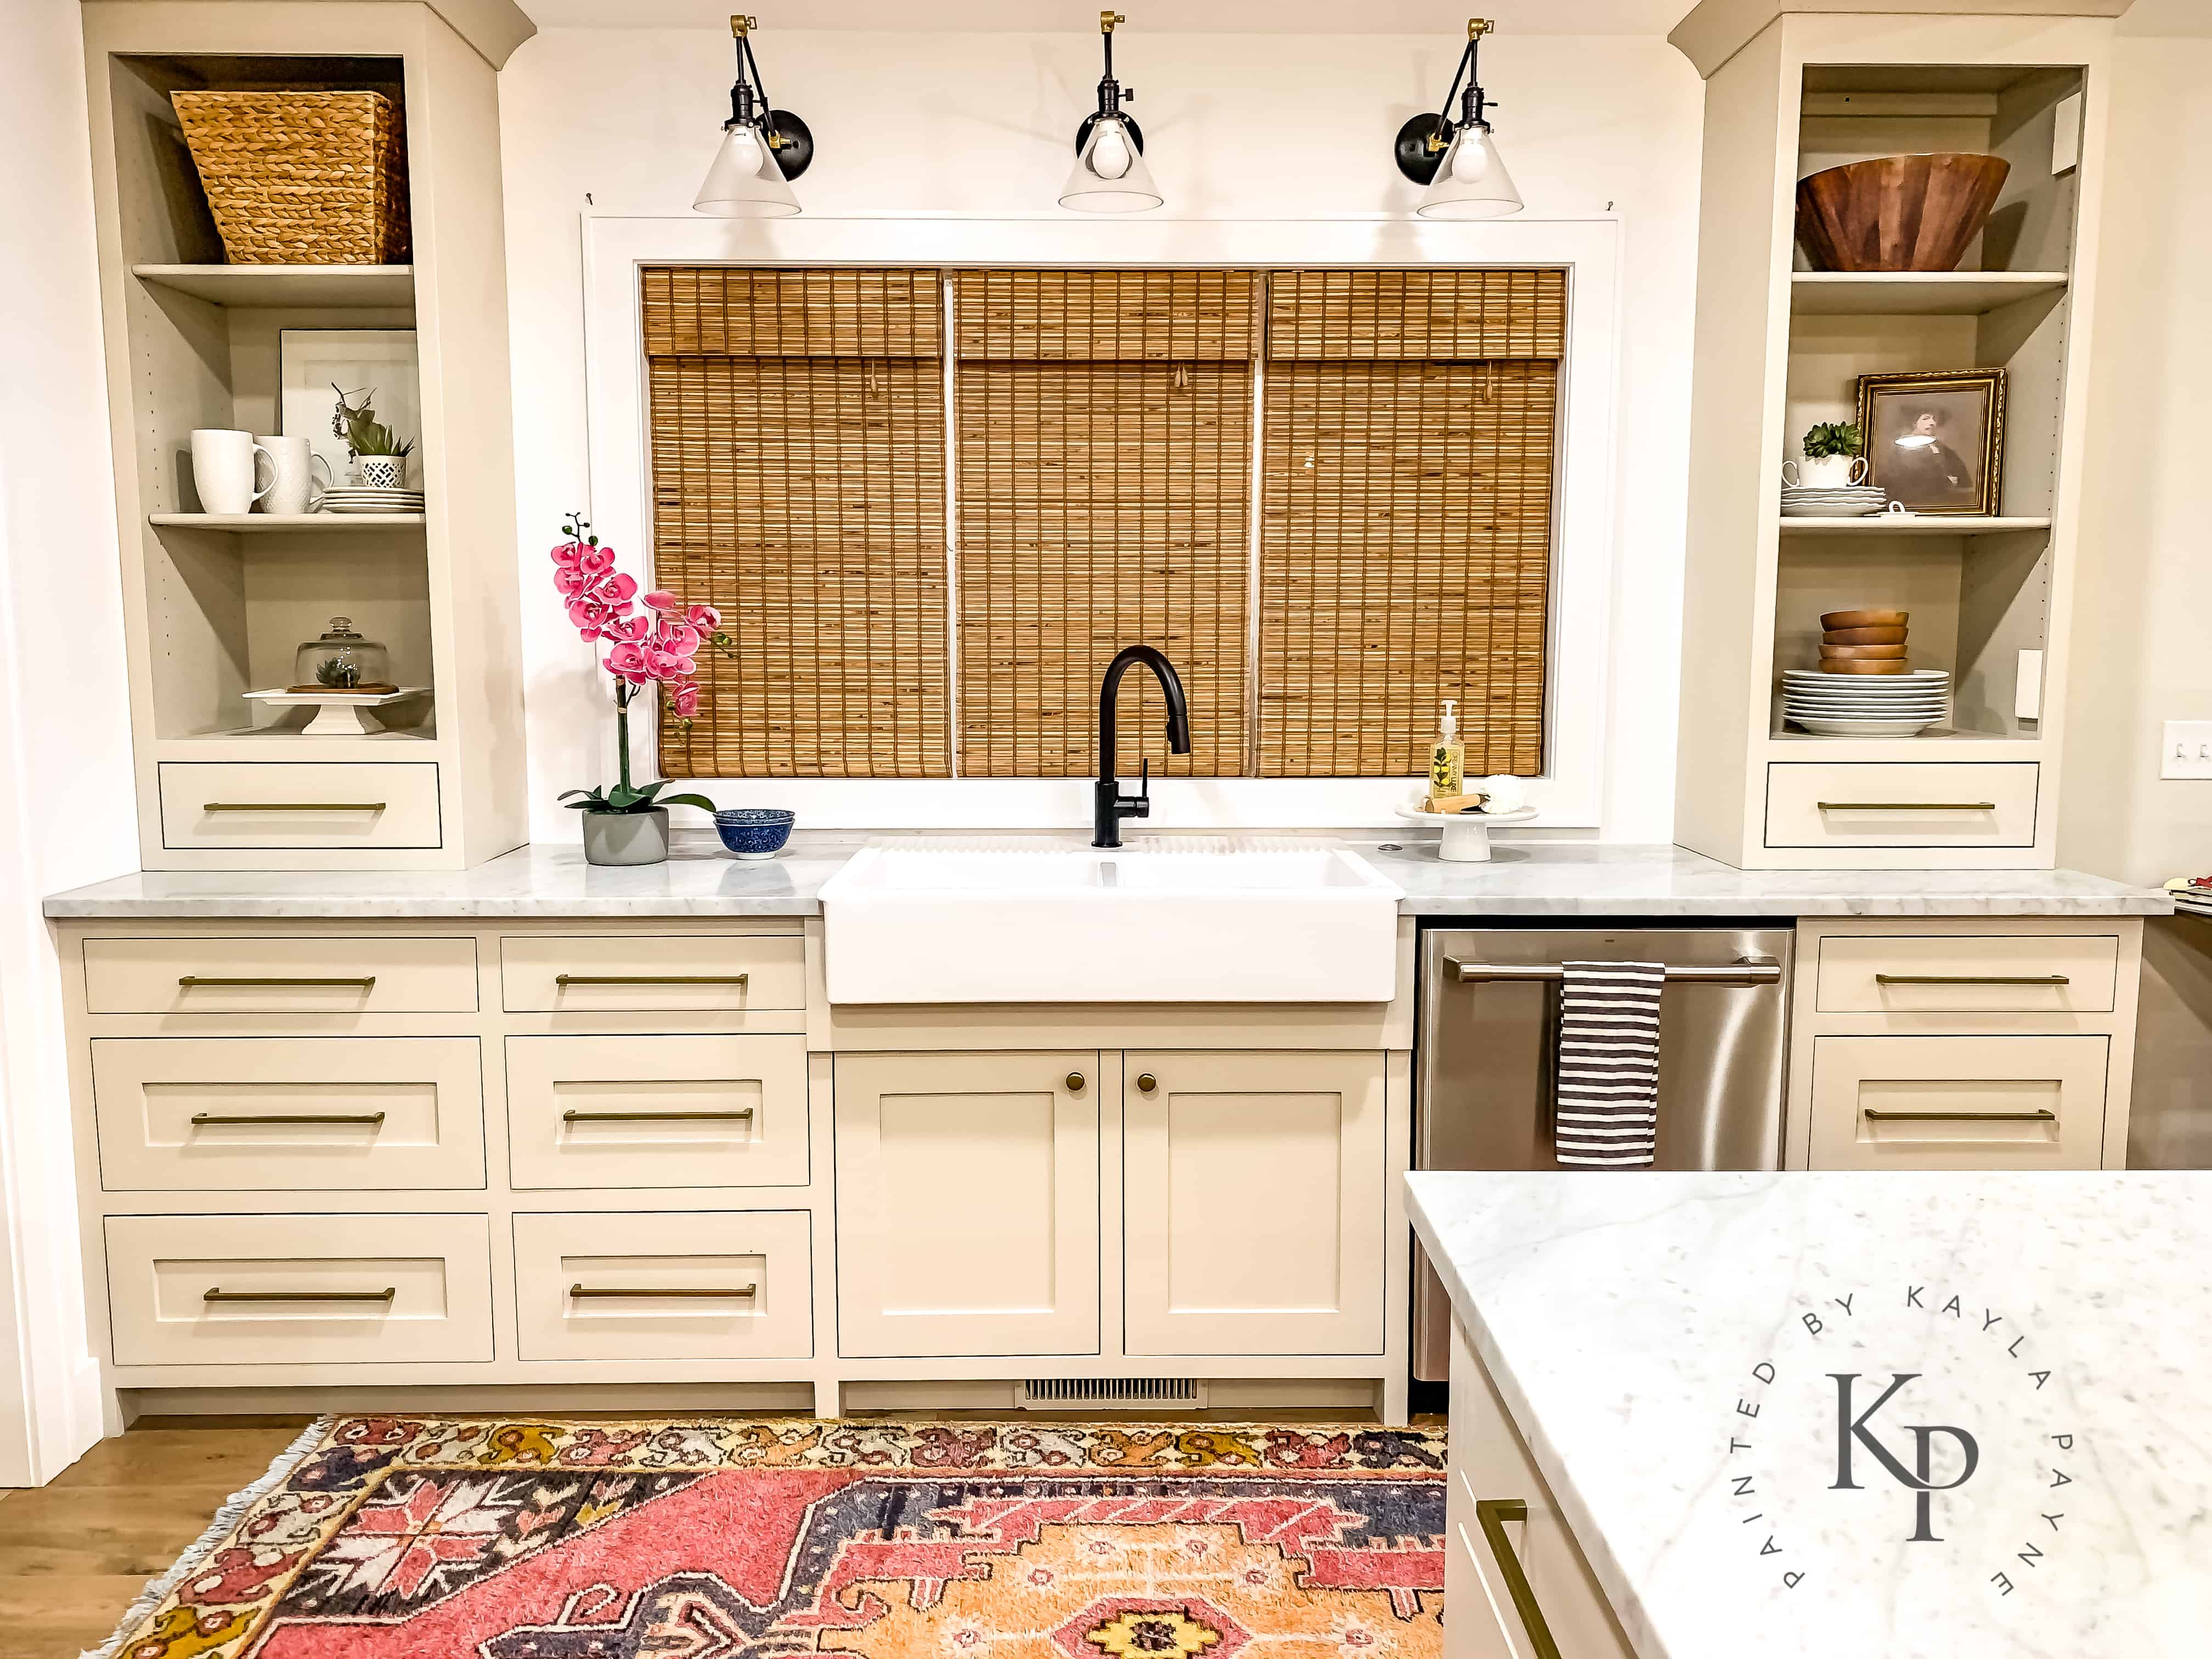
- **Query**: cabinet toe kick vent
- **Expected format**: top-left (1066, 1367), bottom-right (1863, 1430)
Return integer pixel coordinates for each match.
top-left (1018, 1378), bottom-right (1206, 1411)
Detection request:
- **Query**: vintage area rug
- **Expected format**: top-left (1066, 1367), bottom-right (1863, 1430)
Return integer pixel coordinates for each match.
top-left (97, 1417), bottom-right (1447, 1658)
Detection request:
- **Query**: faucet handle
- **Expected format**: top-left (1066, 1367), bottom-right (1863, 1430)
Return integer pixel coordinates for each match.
top-left (1138, 757), bottom-right (1150, 801)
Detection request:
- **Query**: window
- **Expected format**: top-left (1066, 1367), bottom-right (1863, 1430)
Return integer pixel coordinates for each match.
top-left (643, 263), bottom-right (1565, 782)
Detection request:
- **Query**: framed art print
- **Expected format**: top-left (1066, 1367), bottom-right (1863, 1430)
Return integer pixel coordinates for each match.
top-left (1855, 368), bottom-right (2006, 516)
top-left (279, 329), bottom-right (424, 492)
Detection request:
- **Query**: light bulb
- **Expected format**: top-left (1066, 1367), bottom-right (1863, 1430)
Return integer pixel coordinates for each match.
top-left (1090, 120), bottom-right (1134, 181)
top-left (1452, 129), bottom-right (1493, 183)
top-left (724, 123), bottom-right (766, 178)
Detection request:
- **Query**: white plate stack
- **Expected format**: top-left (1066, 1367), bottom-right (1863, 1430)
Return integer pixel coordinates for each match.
top-left (2166, 879), bottom-right (2212, 921)
top-left (1781, 484), bottom-right (1891, 517)
top-left (320, 487), bottom-right (425, 516)
top-left (1782, 669), bottom-right (1951, 736)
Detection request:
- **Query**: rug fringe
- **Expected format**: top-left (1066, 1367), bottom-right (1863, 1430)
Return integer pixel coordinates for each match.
top-left (77, 1414), bottom-right (334, 1659)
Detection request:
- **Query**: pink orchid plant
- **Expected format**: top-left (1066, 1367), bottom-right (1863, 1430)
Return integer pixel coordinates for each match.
top-left (552, 514), bottom-right (730, 816)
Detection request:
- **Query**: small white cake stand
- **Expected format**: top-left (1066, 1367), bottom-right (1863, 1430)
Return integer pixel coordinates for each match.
top-left (243, 687), bottom-right (430, 736)
top-left (1394, 801), bottom-right (1538, 862)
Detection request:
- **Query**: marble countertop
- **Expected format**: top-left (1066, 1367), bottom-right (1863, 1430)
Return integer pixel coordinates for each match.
top-left (41, 831), bottom-right (2169, 918)
top-left (1406, 1171), bottom-right (2209, 1658)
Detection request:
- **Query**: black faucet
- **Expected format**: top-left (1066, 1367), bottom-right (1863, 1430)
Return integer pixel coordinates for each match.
top-left (1093, 645), bottom-right (1192, 848)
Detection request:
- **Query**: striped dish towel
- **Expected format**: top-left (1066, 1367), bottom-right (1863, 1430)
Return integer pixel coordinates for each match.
top-left (1554, 961), bottom-right (1665, 1167)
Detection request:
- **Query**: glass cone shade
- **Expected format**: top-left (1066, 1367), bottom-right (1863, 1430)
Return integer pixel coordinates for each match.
top-left (1059, 116), bottom-right (1163, 212)
top-left (694, 120), bottom-right (800, 217)
top-left (1415, 123), bottom-right (1523, 219)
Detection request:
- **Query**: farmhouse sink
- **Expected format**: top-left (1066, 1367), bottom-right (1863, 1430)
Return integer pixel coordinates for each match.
top-left (817, 839), bottom-right (1404, 1004)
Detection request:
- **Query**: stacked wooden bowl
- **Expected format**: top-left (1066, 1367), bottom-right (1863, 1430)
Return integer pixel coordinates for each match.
top-left (1821, 607), bottom-right (1909, 672)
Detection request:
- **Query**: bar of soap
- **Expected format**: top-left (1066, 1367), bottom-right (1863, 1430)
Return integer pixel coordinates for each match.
top-left (1424, 792), bottom-right (1489, 815)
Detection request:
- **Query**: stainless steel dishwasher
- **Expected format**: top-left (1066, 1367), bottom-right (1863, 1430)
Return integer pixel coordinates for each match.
top-left (1413, 924), bottom-right (1792, 1380)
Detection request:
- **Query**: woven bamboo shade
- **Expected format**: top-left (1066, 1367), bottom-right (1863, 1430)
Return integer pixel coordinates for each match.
top-left (1259, 269), bottom-right (1566, 778)
top-left (644, 268), bottom-right (949, 778)
top-left (952, 271), bottom-right (1255, 778)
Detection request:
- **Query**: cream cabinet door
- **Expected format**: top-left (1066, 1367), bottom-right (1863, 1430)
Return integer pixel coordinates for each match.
top-left (1122, 1051), bottom-right (1385, 1357)
top-left (1807, 1035), bottom-right (2110, 1170)
top-left (834, 1052), bottom-right (1099, 1359)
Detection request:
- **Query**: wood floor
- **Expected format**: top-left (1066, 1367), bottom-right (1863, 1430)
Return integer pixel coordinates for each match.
top-left (0, 1416), bottom-right (309, 1659)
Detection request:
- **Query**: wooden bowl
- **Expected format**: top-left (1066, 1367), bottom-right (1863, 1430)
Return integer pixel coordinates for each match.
top-left (1796, 153), bottom-right (2012, 273)
top-left (1821, 643), bottom-right (1908, 661)
top-left (1825, 625), bottom-right (1909, 646)
top-left (1821, 608), bottom-right (1909, 630)
top-left (1819, 658), bottom-right (1911, 675)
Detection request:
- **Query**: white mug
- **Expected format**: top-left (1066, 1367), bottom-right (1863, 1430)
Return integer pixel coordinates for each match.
top-left (189, 428), bottom-right (273, 516)
top-left (1781, 455), bottom-right (1870, 489)
top-left (253, 435), bottom-right (332, 516)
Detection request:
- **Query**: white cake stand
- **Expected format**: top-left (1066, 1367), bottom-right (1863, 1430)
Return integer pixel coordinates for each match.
top-left (1393, 802), bottom-right (1538, 862)
top-left (243, 687), bottom-right (430, 736)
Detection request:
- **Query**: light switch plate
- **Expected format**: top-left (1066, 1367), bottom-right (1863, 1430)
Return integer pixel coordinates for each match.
top-left (2162, 721), bottom-right (2212, 780)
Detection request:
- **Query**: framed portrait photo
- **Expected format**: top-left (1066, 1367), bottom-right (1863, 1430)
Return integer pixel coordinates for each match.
top-left (1855, 369), bottom-right (2006, 516)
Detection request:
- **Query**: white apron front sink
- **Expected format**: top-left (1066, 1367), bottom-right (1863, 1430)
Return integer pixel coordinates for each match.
top-left (817, 839), bottom-right (1404, 1004)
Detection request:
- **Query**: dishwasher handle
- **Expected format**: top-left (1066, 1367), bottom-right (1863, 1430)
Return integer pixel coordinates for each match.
top-left (1446, 955), bottom-right (1783, 986)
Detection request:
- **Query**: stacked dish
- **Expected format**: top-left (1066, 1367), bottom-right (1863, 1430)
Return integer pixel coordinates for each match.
top-left (320, 486), bottom-right (425, 516)
top-left (2165, 877), bottom-right (2212, 921)
top-left (1782, 668), bottom-right (1951, 736)
top-left (1781, 484), bottom-right (1891, 517)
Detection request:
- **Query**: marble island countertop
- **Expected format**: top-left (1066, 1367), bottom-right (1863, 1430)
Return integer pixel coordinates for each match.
top-left (41, 831), bottom-right (2169, 918)
top-left (1407, 1171), bottom-right (2210, 1658)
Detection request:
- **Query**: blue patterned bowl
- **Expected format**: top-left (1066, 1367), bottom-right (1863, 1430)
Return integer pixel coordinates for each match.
top-left (714, 808), bottom-right (794, 861)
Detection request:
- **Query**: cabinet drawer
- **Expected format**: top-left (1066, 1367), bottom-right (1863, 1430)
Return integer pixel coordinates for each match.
top-left (506, 1035), bottom-right (808, 1189)
top-left (157, 763), bottom-right (441, 850)
top-left (512, 1211), bottom-right (812, 1361)
top-left (105, 1213), bottom-right (493, 1366)
top-left (1764, 763), bottom-right (2038, 849)
top-left (500, 935), bottom-right (805, 1012)
top-left (1815, 934), bottom-right (2120, 1014)
top-left (92, 1037), bottom-right (484, 1192)
top-left (1807, 1035), bottom-right (2109, 1169)
top-left (84, 935), bottom-right (479, 1014)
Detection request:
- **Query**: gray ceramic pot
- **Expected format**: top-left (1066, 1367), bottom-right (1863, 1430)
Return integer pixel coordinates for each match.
top-left (580, 806), bottom-right (669, 867)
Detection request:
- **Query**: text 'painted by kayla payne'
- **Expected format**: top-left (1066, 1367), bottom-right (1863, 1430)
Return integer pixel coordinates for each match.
top-left (1715, 1284), bottom-right (2077, 1600)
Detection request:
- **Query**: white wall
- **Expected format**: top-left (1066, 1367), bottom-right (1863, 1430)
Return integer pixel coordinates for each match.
top-left (0, 0), bottom-right (139, 1485)
top-left (2058, 1), bottom-right (2212, 888)
top-left (499, 26), bottom-right (1704, 843)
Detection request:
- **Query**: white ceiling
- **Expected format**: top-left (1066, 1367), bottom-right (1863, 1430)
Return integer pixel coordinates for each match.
top-left (517, 1), bottom-right (1691, 35)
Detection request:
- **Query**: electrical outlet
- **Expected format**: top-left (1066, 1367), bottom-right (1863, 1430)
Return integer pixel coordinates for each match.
top-left (2161, 721), bottom-right (2212, 780)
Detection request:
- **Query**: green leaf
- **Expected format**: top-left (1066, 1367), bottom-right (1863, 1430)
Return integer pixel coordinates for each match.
top-left (557, 787), bottom-right (601, 804)
top-left (605, 784), bottom-right (647, 810)
top-left (659, 793), bottom-right (718, 812)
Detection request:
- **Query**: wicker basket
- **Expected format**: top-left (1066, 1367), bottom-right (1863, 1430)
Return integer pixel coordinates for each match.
top-left (171, 90), bottom-right (411, 265)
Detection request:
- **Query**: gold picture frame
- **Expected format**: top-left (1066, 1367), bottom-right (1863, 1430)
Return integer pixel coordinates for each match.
top-left (1854, 368), bottom-right (2006, 516)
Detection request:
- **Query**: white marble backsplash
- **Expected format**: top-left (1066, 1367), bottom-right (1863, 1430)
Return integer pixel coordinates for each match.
top-left (1408, 1171), bottom-right (2211, 1658)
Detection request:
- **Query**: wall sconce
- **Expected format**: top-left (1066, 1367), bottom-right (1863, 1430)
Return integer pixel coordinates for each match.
top-left (1393, 18), bottom-right (1523, 219)
top-left (694, 15), bottom-right (814, 217)
top-left (1060, 11), bottom-right (1163, 213)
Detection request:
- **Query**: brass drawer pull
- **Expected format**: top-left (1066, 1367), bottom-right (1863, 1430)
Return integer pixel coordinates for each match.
top-left (191, 1111), bottom-right (387, 1126)
top-left (1136, 1073), bottom-right (1158, 1093)
top-left (1875, 973), bottom-right (2070, 987)
top-left (204, 1286), bottom-right (396, 1304)
top-left (1816, 800), bottom-right (1996, 812)
top-left (562, 1108), bottom-right (754, 1123)
top-left (178, 974), bottom-right (377, 989)
top-left (1475, 1498), bottom-right (1562, 1659)
top-left (202, 801), bottom-right (387, 812)
top-left (1864, 1108), bottom-right (2058, 1123)
top-left (554, 973), bottom-right (749, 986)
top-left (568, 1283), bottom-right (757, 1300)
top-left (1065, 1072), bottom-right (1086, 1091)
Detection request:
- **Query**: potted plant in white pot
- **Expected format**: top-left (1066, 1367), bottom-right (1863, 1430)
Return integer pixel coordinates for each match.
top-left (1785, 420), bottom-right (1867, 488)
top-left (550, 514), bottom-right (720, 866)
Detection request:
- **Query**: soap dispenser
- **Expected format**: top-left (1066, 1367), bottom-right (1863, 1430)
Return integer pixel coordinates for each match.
top-left (1428, 699), bottom-right (1465, 798)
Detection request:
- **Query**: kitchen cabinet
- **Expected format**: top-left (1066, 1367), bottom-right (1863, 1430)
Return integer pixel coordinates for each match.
top-left (833, 1051), bottom-right (1101, 1359)
top-left (1122, 1051), bottom-right (1386, 1357)
top-left (1807, 1034), bottom-right (2108, 1170)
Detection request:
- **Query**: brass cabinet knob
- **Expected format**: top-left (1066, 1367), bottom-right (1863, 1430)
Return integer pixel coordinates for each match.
top-left (1136, 1073), bottom-right (1158, 1093)
top-left (1066, 1072), bottom-right (1086, 1091)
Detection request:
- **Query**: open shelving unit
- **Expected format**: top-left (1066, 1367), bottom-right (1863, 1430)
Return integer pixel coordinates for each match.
top-left (81, 2), bottom-right (531, 868)
top-left (1671, 2), bottom-right (2126, 870)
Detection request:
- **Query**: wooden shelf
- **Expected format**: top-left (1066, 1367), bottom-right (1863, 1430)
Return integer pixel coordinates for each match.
top-left (1778, 515), bottom-right (2051, 537)
top-left (1789, 271), bottom-right (2068, 316)
top-left (132, 263), bottom-right (414, 307)
top-left (150, 513), bottom-right (426, 532)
